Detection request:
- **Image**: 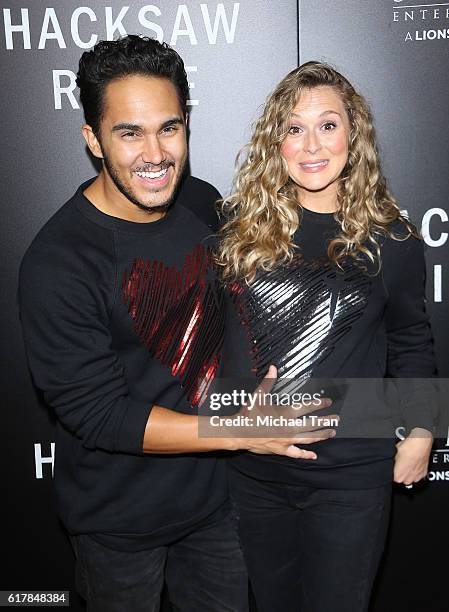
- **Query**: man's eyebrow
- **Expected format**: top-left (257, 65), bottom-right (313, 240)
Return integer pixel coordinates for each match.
top-left (160, 117), bottom-right (184, 129)
top-left (111, 118), bottom-right (184, 133)
top-left (112, 123), bottom-right (142, 132)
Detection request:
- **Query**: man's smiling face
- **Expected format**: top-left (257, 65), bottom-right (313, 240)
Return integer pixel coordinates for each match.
top-left (92, 74), bottom-right (188, 216)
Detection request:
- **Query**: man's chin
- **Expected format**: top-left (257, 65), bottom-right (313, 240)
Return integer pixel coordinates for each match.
top-left (136, 174), bottom-right (186, 214)
top-left (135, 191), bottom-right (176, 214)
top-left (139, 202), bottom-right (171, 215)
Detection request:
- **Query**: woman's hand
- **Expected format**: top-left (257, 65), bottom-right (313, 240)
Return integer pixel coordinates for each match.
top-left (393, 427), bottom-right (433, 486)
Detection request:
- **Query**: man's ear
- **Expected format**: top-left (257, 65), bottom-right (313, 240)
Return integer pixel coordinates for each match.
top-left (81, 125), bottom-right (103, 159)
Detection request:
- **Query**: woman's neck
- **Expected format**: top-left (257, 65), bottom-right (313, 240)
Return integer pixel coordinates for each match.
top-left (298, 186), bottom-right (338, 214)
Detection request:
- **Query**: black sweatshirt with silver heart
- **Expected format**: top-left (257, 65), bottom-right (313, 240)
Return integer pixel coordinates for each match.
top-left (226, 207), bottom-right (437, 488)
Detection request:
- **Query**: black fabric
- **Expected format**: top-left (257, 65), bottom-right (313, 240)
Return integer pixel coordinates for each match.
top-left (70, 506), bottom-right (248, 612)
top-left (18, 175), bottom-right (229, 550)
top-left (229, 466), bottom-right (391, 612)
top-left (227, 207), bottom-right (437, 488)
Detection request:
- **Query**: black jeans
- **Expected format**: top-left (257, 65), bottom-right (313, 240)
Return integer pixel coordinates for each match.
top-left (229, 467), bottom-right (392, 612)
top-left (70, 509), bottom-right (248, 612)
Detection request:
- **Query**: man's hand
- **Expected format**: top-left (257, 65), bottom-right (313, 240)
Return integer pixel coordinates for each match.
top-left (143, 365), bottom-right (339, 457)
top-left (230, 365), bottom-right (339, 460)
top-left (394, 427), bottom-right (433, 486)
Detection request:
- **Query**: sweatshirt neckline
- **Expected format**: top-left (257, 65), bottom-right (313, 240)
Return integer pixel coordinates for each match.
top-left (300, 206), bottom-right (338, 226)
top-left (75, 178), bottom-right (181, 234)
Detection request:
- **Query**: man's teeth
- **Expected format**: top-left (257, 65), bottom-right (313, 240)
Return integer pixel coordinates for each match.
top-left (135, 168), bottom-right (168, 179)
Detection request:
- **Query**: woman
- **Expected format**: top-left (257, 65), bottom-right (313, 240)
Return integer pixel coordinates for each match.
top-left (217, 62), bottom-right (436, 612)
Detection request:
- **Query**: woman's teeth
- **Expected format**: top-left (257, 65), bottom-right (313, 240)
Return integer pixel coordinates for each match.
top-left (300, 161), bottom-right (328, 169)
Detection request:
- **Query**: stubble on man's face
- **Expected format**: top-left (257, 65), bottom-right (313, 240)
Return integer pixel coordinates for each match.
top-left (97, 75), bottom-right (188, 219)
top-left (102, 151), bottom-right (183, 215)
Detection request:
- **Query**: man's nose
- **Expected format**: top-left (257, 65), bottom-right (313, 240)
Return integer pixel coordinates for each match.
top-left (141, 135), bottom-right (165, 166)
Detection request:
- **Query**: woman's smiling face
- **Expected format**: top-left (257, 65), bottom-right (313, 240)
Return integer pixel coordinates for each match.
top-left (280, 85), bottom-right (351, 203)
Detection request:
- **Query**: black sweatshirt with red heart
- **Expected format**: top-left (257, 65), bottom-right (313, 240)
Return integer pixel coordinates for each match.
top-left (18, 176), bottom-right (229, 551)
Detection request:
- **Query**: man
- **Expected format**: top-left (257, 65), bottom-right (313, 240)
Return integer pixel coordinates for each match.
top-left (18, 35), bottom-right (333, 611)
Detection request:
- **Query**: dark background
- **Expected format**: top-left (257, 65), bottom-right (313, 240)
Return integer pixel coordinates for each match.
top-left (2, 1), bottom-right (448, 610)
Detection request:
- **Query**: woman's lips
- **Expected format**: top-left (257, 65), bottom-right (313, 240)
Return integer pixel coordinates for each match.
top-left (299, 160), bottom-right (329, 173)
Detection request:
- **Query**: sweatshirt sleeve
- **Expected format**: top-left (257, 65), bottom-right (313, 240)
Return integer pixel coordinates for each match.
top-left (178, 177), bottom-right (222, 232)
top-left (383, 231), bottom-right (438, 434)
top-left (18, 240), bottom-right (152, 455)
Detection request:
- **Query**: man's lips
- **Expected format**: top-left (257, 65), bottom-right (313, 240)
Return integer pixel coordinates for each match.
top-left (133, 166), bottom-right (171, 187)
top-left (299, 160), bottom-right (329, 173)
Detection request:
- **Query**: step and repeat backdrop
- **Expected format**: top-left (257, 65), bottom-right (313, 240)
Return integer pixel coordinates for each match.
top-left (299, 3), bottom-right (448, 611)
top-left (2, 1), bottom-right (447, 610)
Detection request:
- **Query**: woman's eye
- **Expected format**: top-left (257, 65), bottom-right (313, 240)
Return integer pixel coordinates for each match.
top-left (288, 126), bottom-right (302, 135)
top-left (322, 122), bottom-right (337, 131)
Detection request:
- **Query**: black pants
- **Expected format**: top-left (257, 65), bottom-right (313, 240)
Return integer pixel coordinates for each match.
top-left (229, 467), bottom-right (392, 612)
top-left (70, 509), bottom-right (248, 612)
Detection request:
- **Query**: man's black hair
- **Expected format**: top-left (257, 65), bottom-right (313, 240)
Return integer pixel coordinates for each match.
top-left (76, 35), bottom-right (189, 136)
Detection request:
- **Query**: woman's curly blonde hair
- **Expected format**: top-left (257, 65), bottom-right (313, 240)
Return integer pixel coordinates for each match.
top-left (217, 61), bottom-right (414, 284)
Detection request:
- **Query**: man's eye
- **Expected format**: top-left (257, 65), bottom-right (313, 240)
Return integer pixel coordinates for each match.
top-left (122, 132), bottom-right (137, 138)
top-left (162, 126), bottom-right (178, 134)
top-left (322, 122), bottom-right (337, 131)
top-left (288, 126), bottom-right (302, 135)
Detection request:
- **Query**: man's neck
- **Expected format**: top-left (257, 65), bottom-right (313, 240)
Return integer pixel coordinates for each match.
top-left (83, 172), bottom-right (166, 223)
